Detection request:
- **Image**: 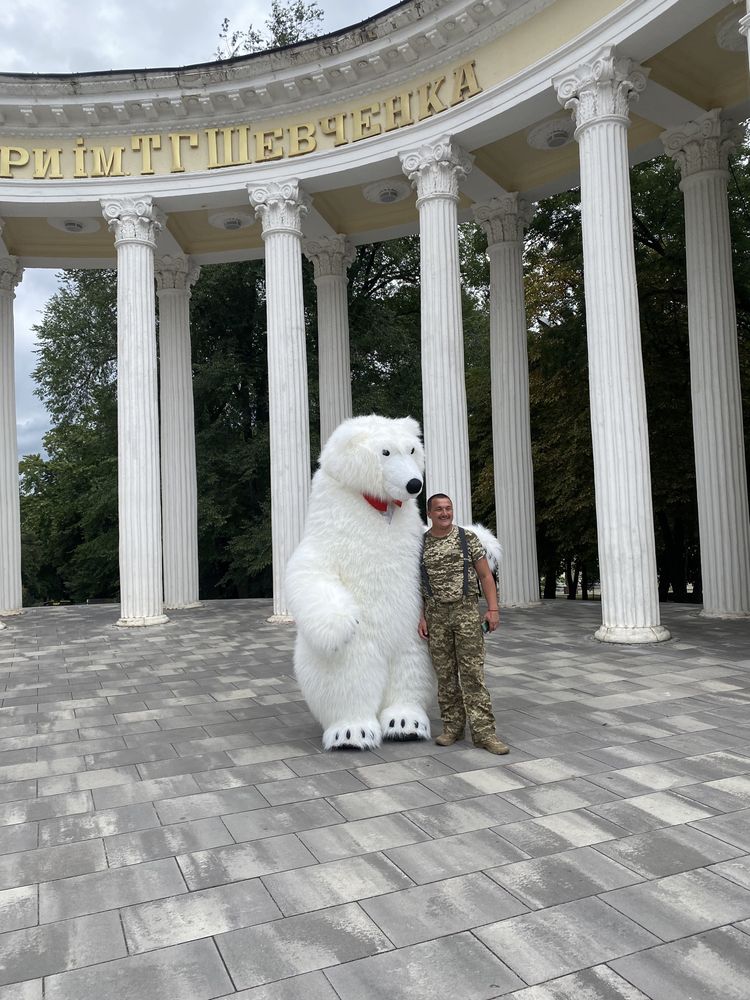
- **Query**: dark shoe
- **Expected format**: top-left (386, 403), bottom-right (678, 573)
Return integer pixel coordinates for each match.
top-left (435, 731), bottom-right (463, 747)
top-left (475, 736), bottom-right (509, 755)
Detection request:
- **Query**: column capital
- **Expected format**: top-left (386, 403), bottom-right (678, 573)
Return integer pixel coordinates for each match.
top-left (304, 235), bottom-right (356, 279)
top-left (101, 196), bottom-right (162, 248)
top-left (248, 180), bottom-right (310, 238)
top-left (155, 255), bottom-right (201, 293)
top-left (400, 135), bottom-right (473, 204)
top-left (0, 256), bottom-right (23, 296)
top-left (472, 194), bottom-right (534, 246)
top-left (661, 109), bottom-right (740, 180)
top-left (554, 46), bottom-right (648, 133)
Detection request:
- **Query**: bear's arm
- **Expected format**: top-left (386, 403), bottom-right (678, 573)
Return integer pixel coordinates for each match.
top-left (285, 543), bottom-right (360, 654)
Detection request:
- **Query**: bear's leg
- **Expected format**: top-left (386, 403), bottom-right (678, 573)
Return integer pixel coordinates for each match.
top-left (380, 640), bottom-right (435, 742)
top-left (294, 635), bottom-right (385, 751)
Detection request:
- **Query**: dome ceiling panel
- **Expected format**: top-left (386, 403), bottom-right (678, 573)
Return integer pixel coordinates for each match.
top-left (647, 6), bottom-right (749, 110)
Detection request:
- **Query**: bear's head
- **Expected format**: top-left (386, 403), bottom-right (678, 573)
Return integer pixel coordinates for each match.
top-left (319, 415), bottom-right (425, 503)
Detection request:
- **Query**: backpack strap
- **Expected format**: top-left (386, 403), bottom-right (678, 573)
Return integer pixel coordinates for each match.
top-left (457, 526), bottom-right (470, 598)
top-left (420, 534), bottom-right (433, 598)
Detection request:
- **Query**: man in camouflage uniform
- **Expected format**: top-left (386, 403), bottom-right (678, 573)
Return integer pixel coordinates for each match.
top-left (418, 494), bottom-right (509, 755)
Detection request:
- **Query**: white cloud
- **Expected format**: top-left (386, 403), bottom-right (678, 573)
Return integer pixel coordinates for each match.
top-left (4, 0), bottom-right (381, 73)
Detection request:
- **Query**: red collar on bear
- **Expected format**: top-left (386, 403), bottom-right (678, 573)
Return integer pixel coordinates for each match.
top-left (363, 494), bottom-right (402, 512)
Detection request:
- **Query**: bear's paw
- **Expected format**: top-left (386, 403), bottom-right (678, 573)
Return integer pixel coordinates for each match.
top-left (380, 705), bottom-right (431, 742)
top-left (323, 719), bottom-right (382, 751)
top-left (302, 609), bottom-right (360, 655)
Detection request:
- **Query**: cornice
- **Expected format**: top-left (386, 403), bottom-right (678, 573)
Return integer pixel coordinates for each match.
top-left (0, 0), bottom-right (553, 137)
top-left (0, 0), bottom-right (718, 210)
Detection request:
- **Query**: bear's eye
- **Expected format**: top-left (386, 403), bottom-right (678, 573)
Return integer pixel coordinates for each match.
top-left (411, 448), bottom-right (415, 454)
top-left (382, 449), bottom-right (390, 456)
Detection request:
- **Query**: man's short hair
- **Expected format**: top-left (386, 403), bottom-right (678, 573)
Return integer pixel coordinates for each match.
top-left (427, 493), bottom-right (452, 511)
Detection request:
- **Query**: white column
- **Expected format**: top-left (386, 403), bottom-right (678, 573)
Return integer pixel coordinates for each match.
top-left (473, 195), bottom-right (540, 607)
top-left (400, 136), bottom-right (473, 525)
top-left (555, 48), bottom-right (669, 643)
top-left (662, 110), bottom-right (750, 617)
top-left (0, 254), bottom-right (23, 618)
top-left (101, 196), bottom-right (167, 627)
top-left (248, 180), bottom-right (311, 621)
top-left (734, 0), bottom-right (750, 69)
top-left (155, 254), bottom-right (201, 610)
top-left (304, 235), bottom-right (356, 445)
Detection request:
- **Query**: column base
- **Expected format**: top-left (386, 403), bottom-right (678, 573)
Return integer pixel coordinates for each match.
top-left (595, 623), bottom-right (672, 644)
top-left (267, 614), bottom-right (294, 625)
top-left (700, 608), bottom-right (750, 620)
top-left (116, 613), bottom-right (170, 628)
top-left (0, 608), bottom-right (24, 617)
top-left (164, 601), bottom-right (202, 611)
top-left (501, 600), bottom-right (543, 610)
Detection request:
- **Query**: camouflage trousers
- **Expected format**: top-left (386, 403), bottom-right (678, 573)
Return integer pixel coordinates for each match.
top-left (424, 597), bottom-right (496, 743)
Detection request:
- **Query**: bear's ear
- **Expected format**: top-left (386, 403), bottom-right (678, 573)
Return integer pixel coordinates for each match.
top-left (319, 419), bottom-right (379, 490)
top-left (320, 419), bottom-right (367, 464)
top-left (397, 416), bottom-right (422, 439)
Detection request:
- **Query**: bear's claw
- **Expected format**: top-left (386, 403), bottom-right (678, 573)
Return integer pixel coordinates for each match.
top-left (323, 719), bottom-right (382, 751)
top-left (380, 705), bottom-right (430, 742)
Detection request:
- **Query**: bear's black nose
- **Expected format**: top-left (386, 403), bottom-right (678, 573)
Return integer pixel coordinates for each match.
top-left (406, 478), bottom-right (423, 495)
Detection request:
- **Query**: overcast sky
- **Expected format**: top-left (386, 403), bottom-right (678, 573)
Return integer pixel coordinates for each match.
top-left (6, 0), bottom-right (387, 457)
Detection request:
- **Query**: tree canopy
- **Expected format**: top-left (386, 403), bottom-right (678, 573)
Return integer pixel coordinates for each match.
top-left (215, 1), bottom-right (325, 58)
top-left (19, 144), bottom-right (750, 607)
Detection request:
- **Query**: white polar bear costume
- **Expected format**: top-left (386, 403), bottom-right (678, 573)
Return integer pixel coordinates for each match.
top-left (286, 415), bottom-right (435, 750)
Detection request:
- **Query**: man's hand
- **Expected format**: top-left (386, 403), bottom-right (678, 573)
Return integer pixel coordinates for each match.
top-left (483, 609), bottom-right (500, 633)
top-left (418, 616), bottom-right (429, 640)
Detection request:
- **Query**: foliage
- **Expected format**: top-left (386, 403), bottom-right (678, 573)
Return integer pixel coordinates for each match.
top-left (20, 270), bottom-right (119, 605)
top-left (348, 238), bottom-right (422, 419)
top-left (215, 1), bottom-right (324, 58)
top-left (18, 141), bottom-right (750, 606)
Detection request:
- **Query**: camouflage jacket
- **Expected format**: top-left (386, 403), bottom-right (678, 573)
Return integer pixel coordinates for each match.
top-left (421, 526), bottom-right (485, 602)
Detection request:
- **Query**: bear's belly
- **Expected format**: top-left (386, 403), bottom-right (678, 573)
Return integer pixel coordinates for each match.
top-left (327, 530), bottom-right (421, 622)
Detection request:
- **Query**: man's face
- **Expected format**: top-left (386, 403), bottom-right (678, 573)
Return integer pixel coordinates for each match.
top-left (428, 497), bottom-right (454, 528)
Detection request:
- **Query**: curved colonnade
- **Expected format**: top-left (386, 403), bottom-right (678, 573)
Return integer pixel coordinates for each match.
top-left (0, 0), bottom-right (749, 638)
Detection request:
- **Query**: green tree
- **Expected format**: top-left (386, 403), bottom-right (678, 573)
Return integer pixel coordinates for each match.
top-left (215, 1), bottom-right (324, 58)
top-left (19, 145), bottom-right (750, 607)
top-left (20, 270), bottom-right (119, 605)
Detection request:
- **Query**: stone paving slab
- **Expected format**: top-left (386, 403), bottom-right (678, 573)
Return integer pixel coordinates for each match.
top-left (475, 896), bottom-right (661, 984)
top-left (325, 930), bottom-right (524, 1000)
top-left (0, 598), bottom-right (749, 996)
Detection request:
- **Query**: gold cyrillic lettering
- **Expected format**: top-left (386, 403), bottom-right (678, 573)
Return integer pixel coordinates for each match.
top-left (288, 122), bottom-right (317, 157)
top-left (384, 92), bottom-right (414, 132)
top-left (168, 132), bottom-right (199, 173)
top-left (451, 60), bottom-right (482, 106)
top-left (32, 148), bottom-right (63, 179)
top-left (320, 113), bottom-right (348, 147)
top-left (236, 126), bottom-right (251, 164)
top-left (0, 146), bottom-right (30, 178)
top-left (255, 128), bottom-right (284, 161)
top-left (89, 146), bottom-right (126, 177)
top-left (417, 77), bottom-right (446, 120)
top-left (352, 105), bottom-right (381, 142)
top-left (131, 135), bottom-right (161, 175)
top-left (206, 128), bottom-right (249, 169)
top-left (74, 137), bottom-right (87, 178)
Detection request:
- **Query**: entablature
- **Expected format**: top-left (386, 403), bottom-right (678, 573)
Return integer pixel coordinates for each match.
top-left (0, 0), bottom-right (550, 135)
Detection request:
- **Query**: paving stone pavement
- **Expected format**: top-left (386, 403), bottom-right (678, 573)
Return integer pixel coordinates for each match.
top-left (0, 598), bottom-right (749, 999)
